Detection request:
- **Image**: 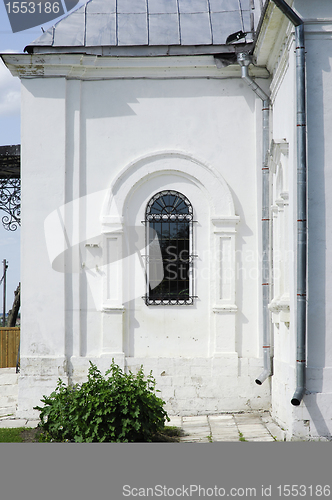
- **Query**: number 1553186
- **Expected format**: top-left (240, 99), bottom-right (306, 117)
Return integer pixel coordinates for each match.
top-left (277, 485), bottom-right (331, 497)
top-left (5, 2), bottom-right (60, 14)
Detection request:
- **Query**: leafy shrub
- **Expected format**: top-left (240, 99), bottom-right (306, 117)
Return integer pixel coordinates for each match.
top-left (34, 361), bottom-right (170, 442)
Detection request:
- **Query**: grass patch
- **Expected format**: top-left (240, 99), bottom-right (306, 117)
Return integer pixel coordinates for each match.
top-left (0, 427), bottom-right (24, 442)
top-left (0, 427), bottom-right (40, 443)
top-left (0, 425), bottom-right (181, 443)
top-left (238, 432), bottom-right (247, 442)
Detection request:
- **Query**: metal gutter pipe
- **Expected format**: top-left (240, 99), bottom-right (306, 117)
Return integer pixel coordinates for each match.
top-left (237, 53), bottom-right (272, 385)
top-left (272, 0), bottom-right (307, 406)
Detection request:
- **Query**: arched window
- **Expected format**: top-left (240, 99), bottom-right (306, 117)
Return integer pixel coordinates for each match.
top-left (145, 190), bottom-right (194, 305)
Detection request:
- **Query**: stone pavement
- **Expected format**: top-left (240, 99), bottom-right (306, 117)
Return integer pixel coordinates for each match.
top-left (167, 411), bottom-right (286, 442)
top-left (0, 409), bottom-right (285, 441)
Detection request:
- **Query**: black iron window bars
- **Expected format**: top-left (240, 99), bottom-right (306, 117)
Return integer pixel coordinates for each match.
top-left (143, 190), bottom-right (196, 305)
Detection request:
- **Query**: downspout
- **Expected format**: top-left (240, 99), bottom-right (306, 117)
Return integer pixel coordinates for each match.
top-left (271, 0), bottom-right (307, 406)
top-left (237, 53), bottom-right (272, 385)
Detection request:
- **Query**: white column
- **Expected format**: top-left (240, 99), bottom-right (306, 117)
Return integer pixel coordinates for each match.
top-left (211, 216), bottom-right (240, 358)
top-left (101, 218), bottom-right (125, 361)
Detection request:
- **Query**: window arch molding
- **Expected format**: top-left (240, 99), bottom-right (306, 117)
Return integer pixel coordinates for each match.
top-left (102, 151), bottom-right (237, 223)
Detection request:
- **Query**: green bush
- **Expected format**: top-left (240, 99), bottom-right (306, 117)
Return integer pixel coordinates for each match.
top-left (34, 361), bottom-right (170, 443)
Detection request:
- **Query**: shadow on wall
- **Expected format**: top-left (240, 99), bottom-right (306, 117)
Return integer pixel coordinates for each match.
top-left (305, 38), bottom-right (332, 439)
top-left (305, 392), bottom-right (332, 440)
top-left (227, 183), bottom-right (253, 358)
top-left (27, 77), bottom-right (257, 119)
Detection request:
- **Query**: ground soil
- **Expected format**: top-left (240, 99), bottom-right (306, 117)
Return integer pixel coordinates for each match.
top-left (20, 428), bottom-right (40, 442)
top-left (20, 427), bottom-right (181, 443)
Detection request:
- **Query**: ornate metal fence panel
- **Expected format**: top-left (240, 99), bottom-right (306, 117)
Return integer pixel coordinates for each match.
top-left (0, 145), bottom-right (21, 231)
top-left (0, 177), bottom-right (21, 231)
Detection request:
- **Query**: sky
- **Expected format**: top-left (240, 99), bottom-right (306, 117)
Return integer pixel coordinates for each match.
top-left (0, 0), bottom-right (88, 318)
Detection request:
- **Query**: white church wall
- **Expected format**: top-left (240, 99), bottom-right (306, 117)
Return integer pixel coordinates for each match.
top-left (300, 13), bottom-right (332, 440)
top-left (17, 78), bottom-right (69, 418)
top-left (266, 1), bottom-right (332, 440)
top-left (17, 59), bottom-right (271, 417)
top-left (269, 43), bottom-right (298, 434)
top-left (79, 77), bottom-right (263, 358)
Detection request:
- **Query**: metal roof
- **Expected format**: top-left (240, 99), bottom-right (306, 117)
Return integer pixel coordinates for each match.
top-left (0, 145), bottom-right (20, 178)
top-left (26, 0), bottom-right (263, 54)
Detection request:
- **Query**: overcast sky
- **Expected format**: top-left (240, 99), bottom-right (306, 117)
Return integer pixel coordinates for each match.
top-left (0, 1), bottom-right (88, 317)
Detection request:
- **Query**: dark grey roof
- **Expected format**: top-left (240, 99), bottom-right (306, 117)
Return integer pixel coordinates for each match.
top-left (26, 0), bottom-right (263, 54)
top-left (0, 145), bottom-right (20, 178)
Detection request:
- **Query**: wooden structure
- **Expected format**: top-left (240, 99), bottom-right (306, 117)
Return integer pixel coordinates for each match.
top-left (0, 327), bottom-right (20, 368)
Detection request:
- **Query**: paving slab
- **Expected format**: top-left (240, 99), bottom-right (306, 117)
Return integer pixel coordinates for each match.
top-left (166, 416), bottom-right (182, 427)
top-left (26, 420), bottom-right (40, 428)
top-left (209, 415), bottom-right (234, 421)
top-left (236, 424), bottom-right (268, 431)
top-left (180, 436), bottom-right (211, 443)
top-left (210, 421), bottom-right (236, 428)
top-left (234, 415), bottom-right (262, 423)
top-left (213, 437), bottom-right (240, 442)
top-left (260, 413), bottom-right (286, 441)
top-left (247, 436), bottom-right (275, 442)
top-left (182, 424), bottom-right (209, 431)
top-left (0, 419), bottom-right (28, 428)
top-left (182, 416), bottom-right (208, 424)
top-left (212, 434), bottom-right (240, 441)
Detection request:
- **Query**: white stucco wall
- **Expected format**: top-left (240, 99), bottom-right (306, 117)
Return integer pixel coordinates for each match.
top-left (302, 8), bottom-right (332, 440)
top-left (259, 0), bottom-right (332, 440)
top-left (16, 57), bottom-right (271, 418)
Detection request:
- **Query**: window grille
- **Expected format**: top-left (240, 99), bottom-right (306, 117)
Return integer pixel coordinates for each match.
top-left (144, 190), bottom-right (195, 305)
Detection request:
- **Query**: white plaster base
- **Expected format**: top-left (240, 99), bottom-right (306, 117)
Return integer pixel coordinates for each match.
top-left (16, 356), bottom-right (68, 419)
top-left (125, 356), bottom-right (271, 415)
top-left (16, 355), bottom-right (271, 419)
top-left (272, 360), bottom-right (332, 441)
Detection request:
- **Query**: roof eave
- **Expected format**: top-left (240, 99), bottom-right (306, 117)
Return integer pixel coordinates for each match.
top-left (253, 0), bottom-right (293, 68)
top-left (25, 42), bottom-right (255, 57)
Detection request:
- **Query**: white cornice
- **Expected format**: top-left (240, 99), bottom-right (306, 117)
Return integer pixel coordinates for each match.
top-left (269, 31), bottom-right (294, 104)
top-left (255, 5), bottom-right (295, 71)
top-left (1, 53), bottom-right (270, 80)
top-left (304, 20), bottom-right (332, 38)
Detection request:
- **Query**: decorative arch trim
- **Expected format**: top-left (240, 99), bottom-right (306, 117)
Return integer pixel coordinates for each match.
top-left (102, 151), bottom-right (236, 225)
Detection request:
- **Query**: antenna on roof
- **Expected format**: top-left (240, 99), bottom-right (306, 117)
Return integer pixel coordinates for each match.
top-left (226, 30), bottom-right (247, 44)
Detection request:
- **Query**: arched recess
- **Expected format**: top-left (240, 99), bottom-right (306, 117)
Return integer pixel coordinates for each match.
top-left (102, 151), bottom-right (236, 221)
top-left (269, 140), bottom-right (290, 325)
top-left (100, 151), bottom-right (240, 360)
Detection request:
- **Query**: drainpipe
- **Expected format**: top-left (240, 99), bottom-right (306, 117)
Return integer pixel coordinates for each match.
top-left (237, 53), bottom-right (272, 385)
top-left (271, 0), bottom-right (307, 406)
